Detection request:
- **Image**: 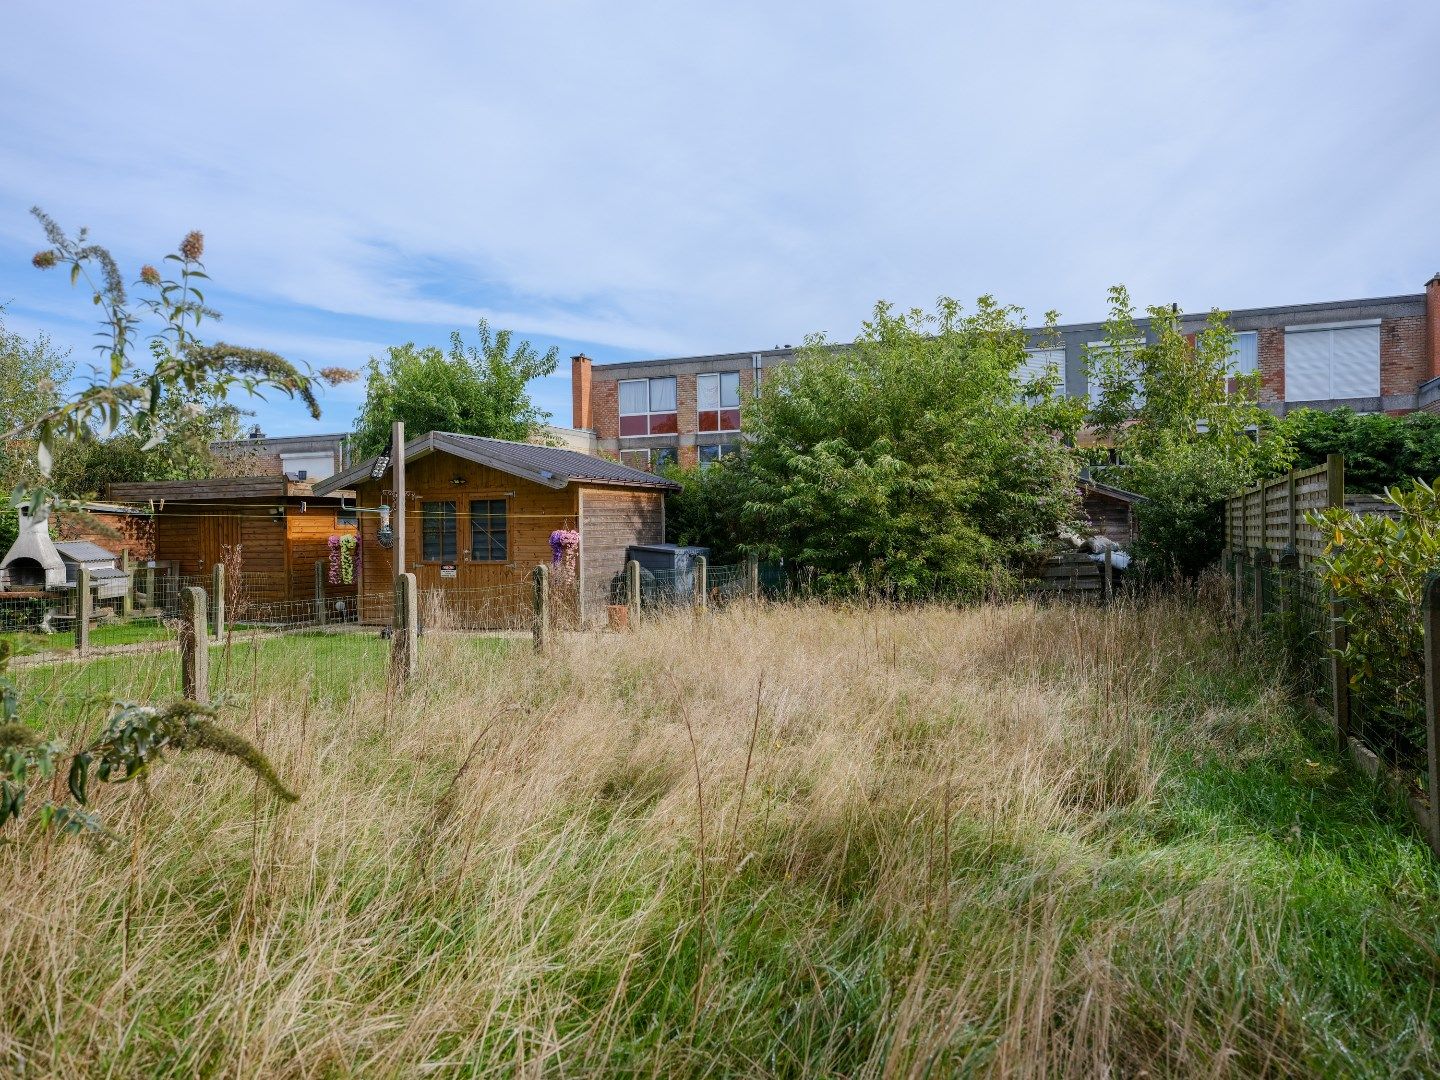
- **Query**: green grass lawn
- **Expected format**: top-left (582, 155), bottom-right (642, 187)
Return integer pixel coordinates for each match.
top-left (1, 618), bottom-right (178, 655)
top-left (3, 598), bottom-right (1439, 1076)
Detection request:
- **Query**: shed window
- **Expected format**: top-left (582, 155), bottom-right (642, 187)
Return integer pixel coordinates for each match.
top-left (422, 501), bottom-right (457, 562)
top-left (1284, 323), bottom-right (1379, 401)
top-left (697, 372), bottom-right (741, 432)
top-left (619, 377), bottom-right (678, 436)
top-left (469, 500), bottom-right (508, 562)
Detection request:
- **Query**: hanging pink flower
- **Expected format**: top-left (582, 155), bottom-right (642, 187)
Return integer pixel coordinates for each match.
top-left (550, 529), bottom-right (580, 585)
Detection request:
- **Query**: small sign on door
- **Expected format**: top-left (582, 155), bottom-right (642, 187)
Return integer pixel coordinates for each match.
top-left (440, 563), bottom-right (457, 579)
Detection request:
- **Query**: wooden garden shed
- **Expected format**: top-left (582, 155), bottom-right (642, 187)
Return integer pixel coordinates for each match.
top-left (106, 476), bottom-right (359, 606)
top-left (313, 431), bottom-right (680, 626)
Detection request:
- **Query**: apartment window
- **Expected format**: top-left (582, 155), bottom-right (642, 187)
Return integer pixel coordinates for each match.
top-left (697, 372), bottom-right (741, 432)
top-left (653, 446), bottom-right (678, 470)
top-left (619, 449), bottom-right (651, 470)
top-left (421, 501), bottom-right (457, 562)
top-left (698, 444), bottom-right (736, 468)
top-left (618, 377), bottom-right (678, 436)
top-left (469, 499), bottom-right (508, 562)
top-left (1284, 322), bottom-right (1380, 401)
top-left (1086, 340), bottom-right (1144, 405)
top-left (1019, 347), bottom-right (1065, 395)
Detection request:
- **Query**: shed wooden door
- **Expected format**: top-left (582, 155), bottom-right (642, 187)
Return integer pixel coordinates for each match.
top-left (200, 515), bottom-right (241, 572)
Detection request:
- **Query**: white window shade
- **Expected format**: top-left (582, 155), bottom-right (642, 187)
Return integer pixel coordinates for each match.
top-left (281, 451), bottom-right (335, 480)
top-left (1020, 347), bottom-right (1065, 387)
top-left (1284, 324), bottom-right (1379, 400)
top-left (1227, 332), bottom-right (1258, 376)
top-left (649, 377), bottom-right (677, 412)
top-left (618, 380), bottom-right (648, 415)
top-left (1330, 326), bottom-right (1381, 397)
top-left (697, 374), bottom-right (720, 409)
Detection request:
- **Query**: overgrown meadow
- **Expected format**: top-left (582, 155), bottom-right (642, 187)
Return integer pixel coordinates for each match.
top-left (3, 591), bottom-right (1438, 1077)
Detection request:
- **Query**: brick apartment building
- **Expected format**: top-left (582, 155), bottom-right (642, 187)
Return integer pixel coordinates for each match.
top-left (573, 274), bottom-right (1440, 469)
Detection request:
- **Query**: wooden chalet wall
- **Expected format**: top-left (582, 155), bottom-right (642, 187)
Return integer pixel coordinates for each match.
top-left (579, 488), bottom-right (664, 618)
top-left (1081, 490), bottom-right (1137, 547)
top-left (354, 453), bottom-right (582, 625)
top-left (109, 479), bottom-right (356, 604)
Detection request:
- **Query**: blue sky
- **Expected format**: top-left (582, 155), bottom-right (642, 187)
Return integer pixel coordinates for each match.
top-left (1, 1), bottom-right (1437, 436)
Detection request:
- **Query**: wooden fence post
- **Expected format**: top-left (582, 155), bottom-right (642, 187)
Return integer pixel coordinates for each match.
top-left (143, 564), bottom-right (156, 611)
top-left (180, 586), bottom-right (209, 703)
top-left (1330, 597), bottom-right (1350, 750)
top-left (212, 563), bottom-right (226, 638)
top-left (1277, 545), bottom-right (1299, 624)
top-left (1326, 452), bottom-right (1345, 509)
top-left (1232, 550), bottom-right (1247, 619)
top-left (532, 564), bottom-right (550, 654)
top-left (76, 567), bottom-right (91, 654)
top-left (625, 559), bottom-right (641, 628)
top-left (1253, 547), bottom-right (1270, 625)
top-left (1286, 469), bottom-right (1298, 551)
top-left (1422, 574), bottom-right (1440, 855)
top-left (392, 572), bottom-right (418, 684)
top-left (694, 555), bottom-right (708, 611)
top-left (1102, 548), bottom-right (1114, 604)
top-left (747, 554), bottom-right (760, 602)
top-left (315, 559), bottom-right (328, 626)
top-left (120, 551), bottom-right (133, 619)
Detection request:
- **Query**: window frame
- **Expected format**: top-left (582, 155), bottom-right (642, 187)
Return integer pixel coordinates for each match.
top-left (468, 498), bottom-right (509, 563)
top-left (421, 500), bottom-right (458, 563)
top-left (1283, 320), bottom-right (1380, 401)
top-left (697, 371), bottom-right (742, 433)
top-left (619, 448), bottom-right (651, 470)
top-left (618, 376), bottom-right (679, 438)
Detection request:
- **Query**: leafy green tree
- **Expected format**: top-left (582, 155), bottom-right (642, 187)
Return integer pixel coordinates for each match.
top-left (352, 322), bottom-right (558, 456)
top-left (660, 458), bottom-right (749, 564)
top-left (1086, 286), bottom-right (1290, 576)
top-left (0, 310), bottom-right (73, 550)
top-left (1276, 407), bottom-right (1440, 493)
top-left (718, 297), bottom-right (1084, 598)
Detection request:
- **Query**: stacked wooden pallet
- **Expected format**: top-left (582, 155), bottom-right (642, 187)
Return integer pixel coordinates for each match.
top-left (1031, 551), bottom-right (1107, 595)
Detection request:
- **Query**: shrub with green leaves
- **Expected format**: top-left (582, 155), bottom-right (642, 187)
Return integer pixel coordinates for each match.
top-left (716, 297), bottom-right (1085, 598)
top-left (1310, 479), bottom-right (1440, 769)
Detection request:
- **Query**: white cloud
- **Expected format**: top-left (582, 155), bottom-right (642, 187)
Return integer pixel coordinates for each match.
top-left (1, 0), bottom-right (1436, 433)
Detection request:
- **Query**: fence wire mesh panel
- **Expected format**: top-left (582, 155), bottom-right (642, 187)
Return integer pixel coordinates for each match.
top-left (706, 562), bottom-right (749, 604)
top-left (417, 581), bottom-right (535, 632)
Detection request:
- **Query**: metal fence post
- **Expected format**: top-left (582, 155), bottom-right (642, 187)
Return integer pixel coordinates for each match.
top-left (315, 559), bottom-right (328, 626)
top-left (212, 563), bottom-right (226, 638)
top-left (694, 555), bottom-right (708, 611)
top-left (1422, 574), bottom-right (1440, 855)
top-left (625, 559), bottom-right (641, 628)
top-left (533, 564), bottom-right (550, 654)
top-left (1330, 597), bottom-right (1350, 750)
top-left (180, 586), bottom-right (209, 703)
top-left (392, 572), bottom-right (418, 683)
top-left (76, 566), bottom-right (91, 654)
top-left (120, 552), bottom-right (133, 619)
top-left (747, 554), bottom-right (760, 601)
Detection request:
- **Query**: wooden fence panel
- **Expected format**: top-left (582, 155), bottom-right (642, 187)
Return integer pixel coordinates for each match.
top-left (1226, 455), bottom-right (1344, 567)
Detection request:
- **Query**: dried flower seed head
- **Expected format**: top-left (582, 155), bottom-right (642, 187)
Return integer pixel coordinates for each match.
top-left (32, 249), bottom-right (58, 269)
top-left (179, 230), bottom-right (204, 262)
top-left (319, 366), bottom-right (360, 385)
top-left (139, 264), bottom-right (161, 286)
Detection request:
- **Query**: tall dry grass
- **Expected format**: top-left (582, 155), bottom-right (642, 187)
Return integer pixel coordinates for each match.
top-left (2, 587), bottom-right (1438, 1077)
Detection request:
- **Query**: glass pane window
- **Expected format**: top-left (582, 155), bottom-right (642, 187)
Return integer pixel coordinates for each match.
top-left (653, 446), bottom-right (677, 470)
top-left (422, 501), bottom-right (457, 562)
top-left (698, 443), bottom-right (736, 468)
top-left (698, 372), bottom-right (742, 432)
top-left (619, 377), bottom-right (678, 436)
top-left (469, 499), bottom-right (508, 562)
top-left (619, 449), bottom-right (651, 470)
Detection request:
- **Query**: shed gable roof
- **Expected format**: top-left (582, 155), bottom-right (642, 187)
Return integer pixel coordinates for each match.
top-left (313, 431), bottom-right (682, 495)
